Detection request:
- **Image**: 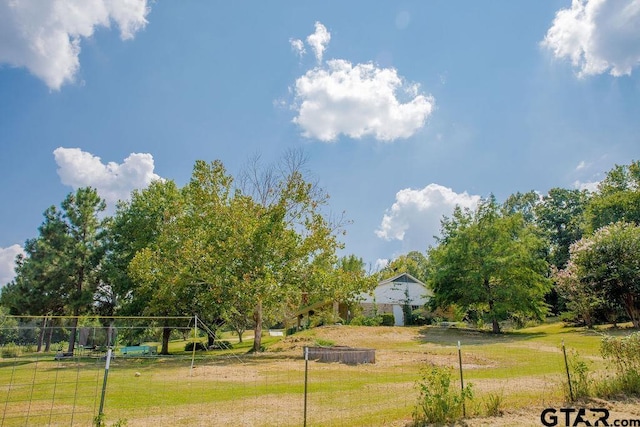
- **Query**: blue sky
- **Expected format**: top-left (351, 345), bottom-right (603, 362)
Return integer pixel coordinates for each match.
top-left (1, 0), bottom-right (639, 285)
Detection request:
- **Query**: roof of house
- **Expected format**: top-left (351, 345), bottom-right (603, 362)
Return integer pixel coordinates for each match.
top-left (378, 272), bottom-right (426, 287)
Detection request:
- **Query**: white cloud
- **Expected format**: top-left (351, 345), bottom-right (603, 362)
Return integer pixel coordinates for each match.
top-left (293, 60), bottom-right (435, 142)
top-left (576, 160), bottom-right (588, 170)
top-left (289, 38), bottom-right (306, 57)
top-left (53, 147), bottom-right (162, 205)
top-left (376, 184), bottom-right (481, 250)
top-left (0, 244), bottom-right (24, 286)
top-left (542, 0), bottom-right (640, 77)
top-left (0, 0), bottom-right (150, 90)
top-left (573, 180), bottom-right (600, 192)
top-left (306, 21), bottom-right (330, 63)
top-left (288, 21), bottom-right (435, 142)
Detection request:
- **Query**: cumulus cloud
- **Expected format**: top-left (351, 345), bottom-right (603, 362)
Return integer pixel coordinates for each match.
top-left (306, 21), bottom-right (330, 63)
top-left (376, 184), bottom-right (481, 250)
top-left (53, 147), bottom-right (162, 205)
top-left (542, 0), bottom-right (640, 77)
top-left (0, 244), bottom-right (24, 286)
top-left (293, 60), bottom-right (435, 142)
top-left (0, 0), bottom-right (150, 90)
top-left (288, 22), bottom-right (435, 142)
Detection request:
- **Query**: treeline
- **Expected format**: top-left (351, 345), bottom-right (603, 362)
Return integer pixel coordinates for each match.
top-left (376, 160), bottom-right (640, 332)
top-left (2, 156), bottom-right (639, 351)
top-left (0, 151), bottom-right (376, 353)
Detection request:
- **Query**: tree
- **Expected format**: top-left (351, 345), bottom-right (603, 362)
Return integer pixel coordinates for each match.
top-left (535, 188), bottom-right (590, 270)
top-left (535, 188), bottom-right (590, 315)
top-left (103, 179), bottom-right (182, 317)
top-left (378, 251), bottom-right (428, 283)
top-left (2, 189), bottom-right (107, 353)
top-left (59, 188), bottom-right (108, 353)
top-left (560, 222), bottom-right (640, 328)
top-left (427, 197), bottom-right (552, 333)
top-left (502, 190), bottom-right (540, 223)
top-left (233, 150), bottom-right (346, 352)
top-left (129, 161), bottom-right (233, 354)
top-left (584, 160), bottom-right (640, 233)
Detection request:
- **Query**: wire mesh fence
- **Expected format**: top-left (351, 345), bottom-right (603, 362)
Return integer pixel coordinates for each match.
top-left (0, 317), bottom-right (628, 426)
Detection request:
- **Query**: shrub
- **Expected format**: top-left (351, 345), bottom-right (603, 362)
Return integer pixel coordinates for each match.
top-left (412, 365), bottom-right (473, 425)
top-left (184, 342), bottom-right (207, 352)
top-left (566, 351), bottom-right (593, 400)
top-left (596, 333), bottom-right (640, 397)
top-left (349, 315), bottom-right (382, 326)
top-left (380, 313), bottom-right (395, 326)
top-left (1, 342), bottom-right (21, 358)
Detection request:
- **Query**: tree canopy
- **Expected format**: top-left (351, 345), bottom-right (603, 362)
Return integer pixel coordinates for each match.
top-left (427, 197), bottom-right (552, 333)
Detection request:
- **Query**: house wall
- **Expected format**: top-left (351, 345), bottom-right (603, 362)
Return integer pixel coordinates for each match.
top-left (359, 277), bottom-right (431, 326)
top-left (360, 282), bottom-right (430, 306)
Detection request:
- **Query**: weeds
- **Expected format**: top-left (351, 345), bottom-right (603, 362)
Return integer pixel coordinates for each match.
top-left (483, 391), bottom-right (504, 417)
top-left (412, 364), bottom-right (473, 425)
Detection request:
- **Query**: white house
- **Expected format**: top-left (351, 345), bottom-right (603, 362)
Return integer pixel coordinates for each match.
top-left (360, 272), bottom-right (432, 326)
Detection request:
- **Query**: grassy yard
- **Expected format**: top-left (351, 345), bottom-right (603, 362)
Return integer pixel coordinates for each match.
top-left (0, 321), bottom-right (637, 426)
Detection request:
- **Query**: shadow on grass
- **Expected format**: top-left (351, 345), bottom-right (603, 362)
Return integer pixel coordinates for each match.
top-left (415, 322), bottom-right (638, 347)
top-left (415, 325), bottom-right (548, 347)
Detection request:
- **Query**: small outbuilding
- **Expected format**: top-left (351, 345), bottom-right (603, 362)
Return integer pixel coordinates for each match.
top-left (359, 272), bottom-right (432, 326)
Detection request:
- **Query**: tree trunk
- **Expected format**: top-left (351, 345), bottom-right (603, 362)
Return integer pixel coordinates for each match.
top-left (45, 320), bottom-right (54, 352)
top-left (623, 294), bottom-right (640, 329)
top-left (67, 314), bottom-right (78, 354)
top-left (488, 297), bottom-right (500, 334)
top-left (37, 316), bottom-right (47, 353)
top-left (161, 326), bottom-right (171, 355)
top-left (252, 299), bottom-right (263, 352)
top-left (491, 317), bottom-right (500, 334)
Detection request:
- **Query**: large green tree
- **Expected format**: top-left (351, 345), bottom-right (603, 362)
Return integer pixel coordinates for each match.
top-left (427, 197), bottom-right (551, 333)
top-left (584, 160), bottom-right (640, 232)
top-left (129, 160), bottom-right (233, 354)
top-left (559, 222), bottom-right (640, 328)
top-left (2, 188), bottom-right (107, 353)
top-left (59, 188), bottom-right (108, 352)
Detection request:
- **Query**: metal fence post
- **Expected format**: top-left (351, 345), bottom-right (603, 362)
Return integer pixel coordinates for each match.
top-left (304, 346), bottom-right (309, 427)
top-left (98, 348), bottom-right (113, 419)
top-left (562, 340), bottom-right (574, 401)
top-left (458, 341), bottom-right (466, 417)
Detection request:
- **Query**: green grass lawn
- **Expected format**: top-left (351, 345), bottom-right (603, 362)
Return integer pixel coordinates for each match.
top-left (0, 322), bottom-right (636, 426)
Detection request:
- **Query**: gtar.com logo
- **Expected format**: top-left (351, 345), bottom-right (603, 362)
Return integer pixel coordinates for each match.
top-left (540, 407), bottom-right (609, 426)
top-left (541, 407), bottom-right (640, 427)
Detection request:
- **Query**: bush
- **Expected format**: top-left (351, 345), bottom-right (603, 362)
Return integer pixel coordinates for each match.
top-left (567, 351), bottom-right (593, 400)
top-left (1, 343), bottom-right (21, 358)
top-left (412, 365), bottom-right (473, 425)
top-left (184, 342), bottom-right (207, 352)
top-left (380, 313), bottom-right (395, 326)
top-left (349, 315), bottom-right (382, 326)
top-left (596, 332), bottom-right (640, 397)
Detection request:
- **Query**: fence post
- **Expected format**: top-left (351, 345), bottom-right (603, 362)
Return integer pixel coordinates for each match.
top-left (303, 346), bottom-right (309, 427)
top-left (98, 348), bottom-right (113, 420)
top-left (458, 341), bottom-right (466, 417)
top-left (562, 340), bottom-right (574, 401)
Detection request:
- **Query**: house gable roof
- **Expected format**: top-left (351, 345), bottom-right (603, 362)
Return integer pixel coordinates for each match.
top-left (378, 272), bottom-right (426, 287)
